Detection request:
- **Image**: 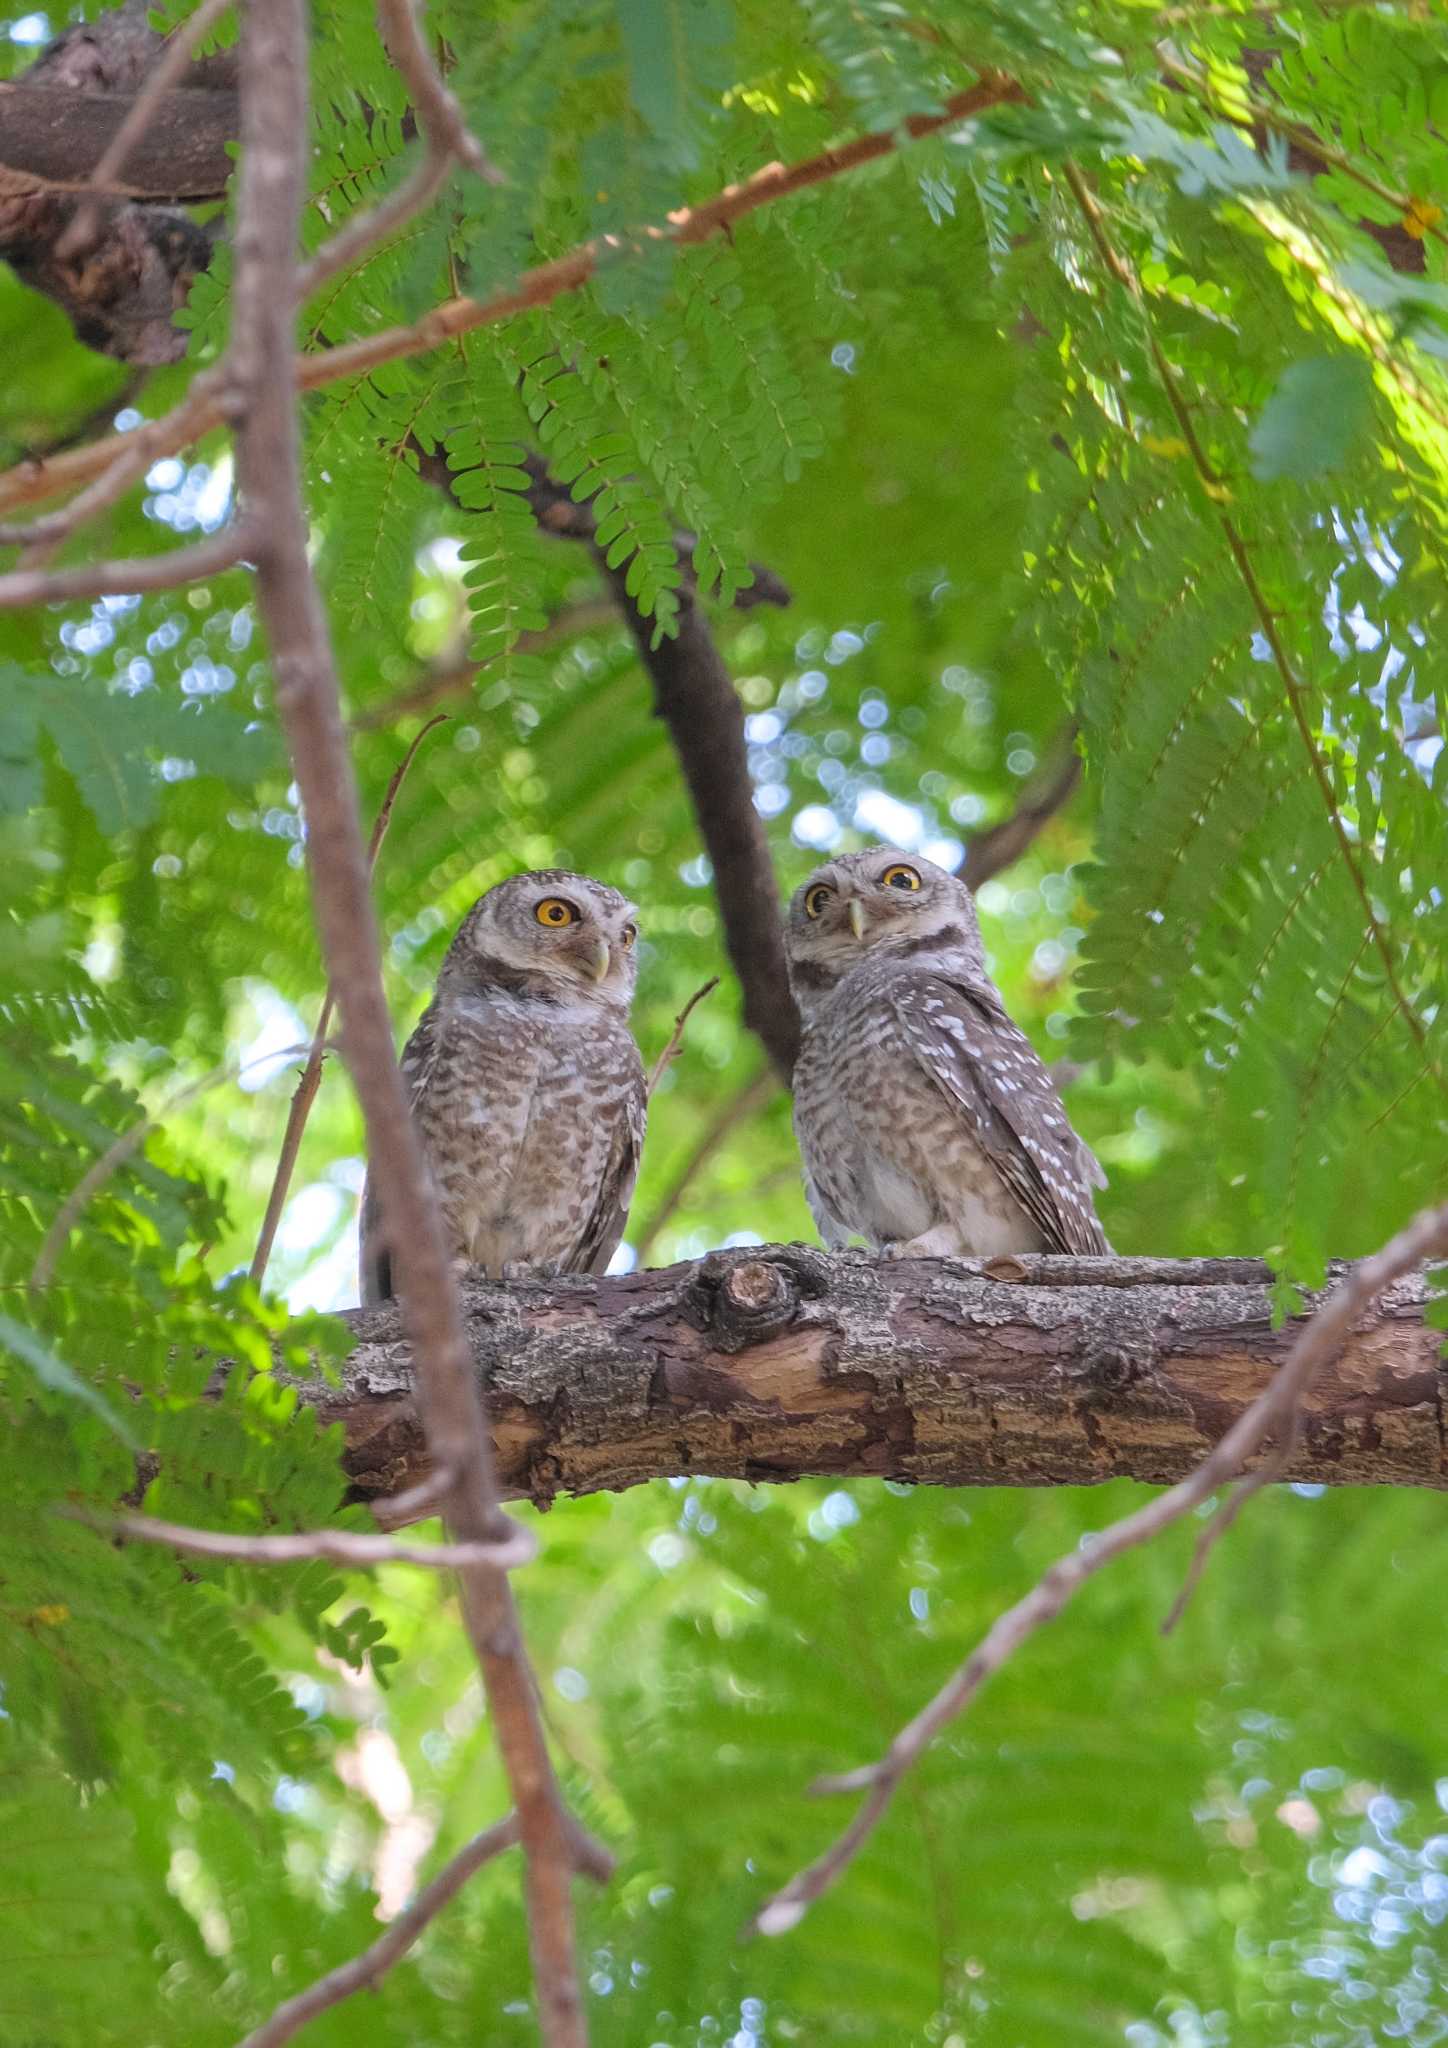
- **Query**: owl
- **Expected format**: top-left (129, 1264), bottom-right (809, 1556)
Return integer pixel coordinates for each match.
top-left (785, 846), bottom-right (1109, 1259)
top-left (359, 870), bottom-right (647, 1305)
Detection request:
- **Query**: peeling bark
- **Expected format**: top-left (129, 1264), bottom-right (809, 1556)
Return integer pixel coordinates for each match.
top-left (304, 1248), bottom-right (1447, 1513)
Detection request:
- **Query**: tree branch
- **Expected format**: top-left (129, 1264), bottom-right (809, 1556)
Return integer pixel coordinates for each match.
top-left (0, 520), bottom-right (249, 610)
top-left (237, 1814), bottom-right (523, 2048)
top-left (961, 732), bottom-right (1082, 890)
top-left (598, 557), bottom-right (802, 1079)
top-left (745, 1204), bottom-right (1448, 1935)
top-left (89, 1510), bottom-right (536, 1573)
top-left (646, 977), bottom-right (719, 1098)
top-left (55, 0), bottom-right (237, 263)
top-left (230, 3), bottom-right (597, 2040)
top-left (295, 0), bottom-right (502, 300)
top-left (297, 1247), bottom-right (1448, 1513)
top-left (0, 73), bottom-right (1026, 513)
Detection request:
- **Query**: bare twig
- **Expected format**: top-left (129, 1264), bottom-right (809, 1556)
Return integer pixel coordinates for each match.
top-left (296, 0), bottom-right (502, 299)
top-left (632, 1065), bottom-right (779, 1264)
top-left (347, 598), bottom-right (619, 732)
top-left (231, 4), bottom-right (598, 2040)
top-left (249, 715), bottom-right (447, 1289)
top-left (962, 732), bottom-right (1082, 891)
top-left (0, 374), bottom-right (222, 555)
top-left (375, 0), bottom-right (498, 180)
top-left (746, 1201), bottom-right (1448, 1937)
top-left (0, 520), bottom-right (250, 611)
top-left (56, 0), bottom-right (237, 263)
top-left (237, 1813), bottom-right (523, 2048)
top-left (0, 72), bottom-right (1025, 520)
top-left (646, 978), bottom-right (719, 1099)
top-left (91, 1510), bottom-right (537, 1573)
top-left (30, 1039), bottom-right (316, 1293)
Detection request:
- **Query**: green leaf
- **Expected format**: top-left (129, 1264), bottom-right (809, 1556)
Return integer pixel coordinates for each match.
top-left (0, 1312), bottom-right (137, 1445)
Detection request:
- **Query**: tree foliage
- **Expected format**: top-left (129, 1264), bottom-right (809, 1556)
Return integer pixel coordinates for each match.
top-left (0, 0), bottom-right (1445, 2039)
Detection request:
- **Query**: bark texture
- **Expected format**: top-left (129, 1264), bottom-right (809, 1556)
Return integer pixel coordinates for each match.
top-left (309, 1248), bottom-right (1447, 1513)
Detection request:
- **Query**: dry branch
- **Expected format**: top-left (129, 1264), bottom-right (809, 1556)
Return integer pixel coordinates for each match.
top-left (746, 1203), bottom-right (1448, 1934)
top-left (230, 2), bottom-right (596, 2038)
top-left (646, 978), bottom-right (720, 1098)
top-left (301, 1247), bottom-right (1448, 1513)
top-left (237, 1814), bottom-right (523, 2048)
top-left (0, 522), bottom-right (250, 611)
top-left (93, 1510), bottom-right (536, 1572)
top-left (295, 0), bottom-right (501, 299)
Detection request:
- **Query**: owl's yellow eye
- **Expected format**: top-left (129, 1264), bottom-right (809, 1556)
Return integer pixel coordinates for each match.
top-left (880, 863), bottom-right (921, 892)
top-left (804, 884), bottom-right (833, 920)
top-left (535, 897), bottom-right (577, 927)
top-left (621, 923), bottom-right (637, 949)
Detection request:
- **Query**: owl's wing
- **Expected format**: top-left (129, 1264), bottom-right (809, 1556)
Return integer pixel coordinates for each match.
top-left (889, 972), bottom-right (1110, 1256)
top-left (358, 1003), bottom-right (441, 1305)
top-left (572, 1042), bottom-right (648, 1276)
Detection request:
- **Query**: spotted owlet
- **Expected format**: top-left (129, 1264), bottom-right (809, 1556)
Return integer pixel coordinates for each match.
top-left (359, 870), bottom-right (647, 1305)
top-left (784, 846), bottom-right (1109, 1259)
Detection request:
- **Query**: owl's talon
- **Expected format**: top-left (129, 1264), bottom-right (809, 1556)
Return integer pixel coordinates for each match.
top-left (500, 1258), bottom-right (564, 1284)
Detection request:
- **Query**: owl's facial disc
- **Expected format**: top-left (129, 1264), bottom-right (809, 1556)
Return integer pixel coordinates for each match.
top-left (787, 846), bottom-right (984, 1006)
top-left (451, 871), bottom-right (640, 1007)
top-left (811, 855), bottom-right (929, 948)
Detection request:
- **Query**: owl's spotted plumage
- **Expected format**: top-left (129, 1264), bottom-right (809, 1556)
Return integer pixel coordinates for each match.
top-left (785, 847), bottom-right (1109, 1260)
top-left (359, 870), bottom-right (647, 1304)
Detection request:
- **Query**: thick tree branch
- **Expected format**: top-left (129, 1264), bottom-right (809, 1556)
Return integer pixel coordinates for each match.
top-left (603, 561), bottom-right (803, 1080)
top-left (747, 1203), bottom-right (1448, 1935)
top-left (0, 80), bottom-right (237, 198)
top-left (304, 1248), bottom-right (1448, 1513)
top-left (231, 4), bottom-right (597, 2041)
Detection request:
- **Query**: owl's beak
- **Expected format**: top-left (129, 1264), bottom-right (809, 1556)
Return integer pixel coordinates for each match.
top-left (577, 934), bottom-right (611, 982)
top-left (846, 896), bottom-right (867, 941)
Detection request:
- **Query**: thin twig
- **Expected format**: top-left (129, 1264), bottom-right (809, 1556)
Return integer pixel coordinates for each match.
top-left (375, 0), bottom-right (499, 179)
top-left (0, 373), bottom-right (222, 555)
top-left (30, 1039), bottom-right (316, 1293)
top-left (646, 978), bottom-right (719, 1099)
top-left (249, 714), bottom-right (447, 1289)
top-left (295, 0), bottom-right (502, 298)
top-left (231, 5), bottom-right (599, 2039)
top-left (747, 1201), bottom-right (1448, 1937)
top-left (91, 1510), bottom-right (537, 1573)
top-left (56, 0), bottom-right (237, 262)
top-left (0, 521), bottom-right (250, 611)
top-left (1061, 161), bottom-right (1445, 1104)
top-left (0, 72), bottom-right (1025, 521)
top-left (632, 1066), bottom-right (779, 1264)
top-left (237, 1814), bottom-right (523, 2048)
